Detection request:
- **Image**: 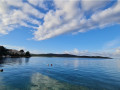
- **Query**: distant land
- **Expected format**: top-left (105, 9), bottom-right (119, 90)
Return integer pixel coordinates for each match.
top-left (0, 46), bottom-right (31, 58)
top-left (31, 53), bottom-right (112, 59)
top-left (0, 46), bottom-right (112, 59)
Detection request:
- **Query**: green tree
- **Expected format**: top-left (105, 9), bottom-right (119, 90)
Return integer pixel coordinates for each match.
top-left (20, 49), bottom-right (24, 53)
top-left (0, 46), bottom-right (7, 56)
top-left (19, 49), bottom-right (24, 56)
top-left (25, 51), bottom-right (31, 57)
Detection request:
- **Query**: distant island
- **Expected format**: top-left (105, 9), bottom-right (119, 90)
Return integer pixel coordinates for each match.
top-left (0, 46), bottom-right (112, 59)
top-left (31, 53), bottom-right (112, 59)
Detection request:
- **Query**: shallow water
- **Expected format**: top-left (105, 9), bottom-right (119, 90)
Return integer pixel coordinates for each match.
top-left (0, 57), bottom-right (120, 90)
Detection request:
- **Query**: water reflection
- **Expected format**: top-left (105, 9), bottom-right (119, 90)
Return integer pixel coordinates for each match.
top-left (0, 76), bottom-right (15, 90)
top-left (0, 58), bottom-right (30, 66)
top-left (73, 60), bottom-right (79, 69)
top-left (0, 77), bottom-right (7, 90)
top-left (30, 73), bottom-right (89, 90)
top-left (0, 57), bottom-right (120, 90)
top-left (25, 58), bottom-right (29, 64)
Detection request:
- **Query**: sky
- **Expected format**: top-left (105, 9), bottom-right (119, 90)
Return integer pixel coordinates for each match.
top-left (0, 0), bottom-right (120, 57)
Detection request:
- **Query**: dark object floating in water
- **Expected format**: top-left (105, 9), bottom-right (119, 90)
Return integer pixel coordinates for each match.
top-left (0, 69), bottom-right (3, 72)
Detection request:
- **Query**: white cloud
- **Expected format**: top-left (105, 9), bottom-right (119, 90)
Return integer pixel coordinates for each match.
top-left (81, 0), bottom-right (111, 12)
top-left (34, 0), bottom-right (120, 40)
top-left (34, 0), bottom-right (83, 40)
top-left (0, 0), bottom-right (120, 40)
top-left (115, 47), bottom-right (120, 53)
top-left (90, 0), bottom-right (120, 28)
top-left (0, 0), bottom-right (44, 34)
top-left (64, 48), bottom-right (120, 58)
top-left (104, 38), bottom-right (120, 48)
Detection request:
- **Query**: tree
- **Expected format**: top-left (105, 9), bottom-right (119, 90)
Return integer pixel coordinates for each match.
top-left (0, 46), bottom-right (7, 56)
top-left (20, 50), bottom-right (24, 53)
top-left (19, 49), bottom-right (24, 56)
top-left (25, 51), bottom-right (31, 57)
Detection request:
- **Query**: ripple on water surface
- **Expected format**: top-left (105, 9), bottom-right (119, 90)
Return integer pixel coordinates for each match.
top-left (0, 57), bottom-right (120, 90)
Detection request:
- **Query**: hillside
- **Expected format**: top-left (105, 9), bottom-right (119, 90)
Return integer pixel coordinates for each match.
top-left (0, 46), bottom-right (31, 57)
top-left (31, 53), bottom-right (112, 59)
top-left (0, 46), bottom-right (112, 59)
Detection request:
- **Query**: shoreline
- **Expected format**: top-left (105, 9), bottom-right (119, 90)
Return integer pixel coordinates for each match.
top-left (0, 54), bottom-right (112, 59)
top-left (31, 54), bottom-right (112, 59)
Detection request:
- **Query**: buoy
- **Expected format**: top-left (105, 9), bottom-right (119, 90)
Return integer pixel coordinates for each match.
top-left (51, 64), bottom-right (53, 66)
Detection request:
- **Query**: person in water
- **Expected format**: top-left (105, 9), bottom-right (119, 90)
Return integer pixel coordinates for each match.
top-left (0, 69), bottom-right (3, 72)
top-left (47, 64), bottom-right (53, 66)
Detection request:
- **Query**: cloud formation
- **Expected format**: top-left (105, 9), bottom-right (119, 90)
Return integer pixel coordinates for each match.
top-left (0, 0), bottom-right (120, 40)
top-left (34, 0), bottom-right (120, 40)
top-left (64, 48), bottom-right (120, 58)
top-left (0, 0), bottom-right (44, 34)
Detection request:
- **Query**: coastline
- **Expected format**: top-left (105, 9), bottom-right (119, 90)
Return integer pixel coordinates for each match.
top-left (31, 54), bottom-right (112, 59)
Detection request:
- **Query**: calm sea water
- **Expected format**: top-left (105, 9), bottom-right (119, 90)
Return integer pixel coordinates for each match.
top-left (0, 57), bottom-right (120, 90)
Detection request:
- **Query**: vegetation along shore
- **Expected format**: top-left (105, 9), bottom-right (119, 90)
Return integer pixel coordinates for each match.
top-left (0, 46), bottom-right (112, 59)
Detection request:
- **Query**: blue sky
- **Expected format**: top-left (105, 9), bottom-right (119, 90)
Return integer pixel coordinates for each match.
top-left (0, 0), bottom-right (120, 57)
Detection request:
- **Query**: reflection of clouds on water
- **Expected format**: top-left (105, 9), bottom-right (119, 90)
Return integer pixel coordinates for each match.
top-left (63, 59), bottom-right (79, 70)
top-left (73, 60), bottom-right (79, 69)
top-left (30, 73), bottom-right (88, 90)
